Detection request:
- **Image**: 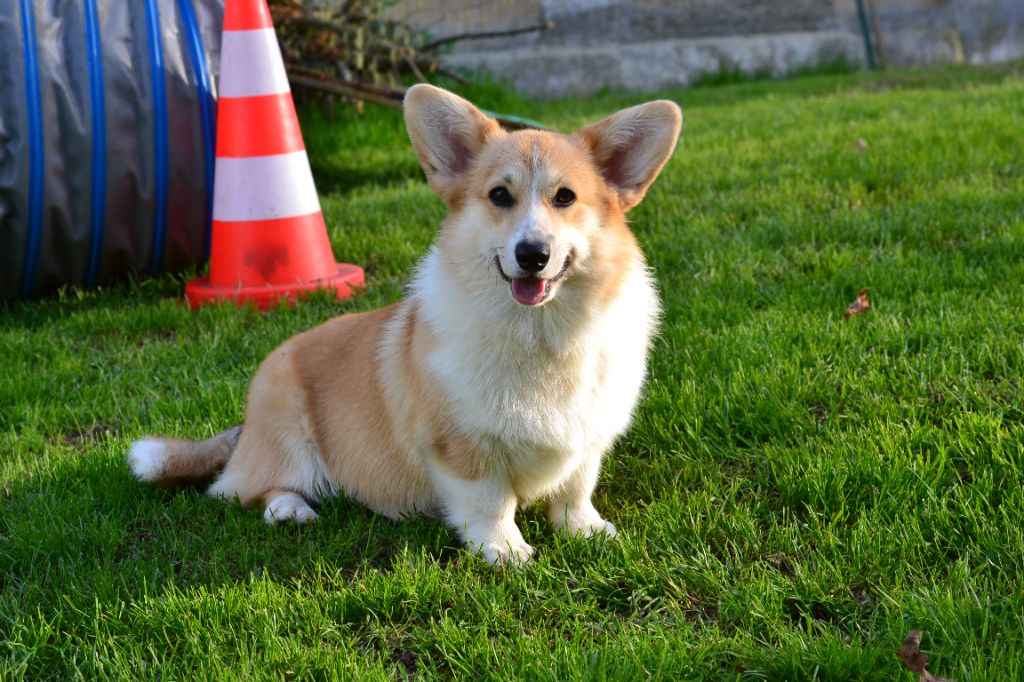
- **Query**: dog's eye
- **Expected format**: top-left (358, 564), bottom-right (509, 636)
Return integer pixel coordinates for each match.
top-left (488, 186), bottom-right (514, 207)
top-left (553, 187), bottom-right (576, 207)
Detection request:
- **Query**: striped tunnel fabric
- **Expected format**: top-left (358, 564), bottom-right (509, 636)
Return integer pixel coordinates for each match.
top-left (176, 0), bottom-right (217, 262)
top-left (83, 0), bottom-right (107, 288)
top-left (16, 0), bottom-right (44, 298)
top-left (143, 0), bottom-right (169, 276)
top-left (2, 1), bottom-right (221, 299)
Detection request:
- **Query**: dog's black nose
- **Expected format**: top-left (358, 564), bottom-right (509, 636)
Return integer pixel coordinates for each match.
top-left (515, 241), bottom-right (550, 273)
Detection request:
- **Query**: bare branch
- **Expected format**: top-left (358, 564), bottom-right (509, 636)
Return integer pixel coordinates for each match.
top-left (419, 21), bottom-right (554, 52)
top-left (287, 72), bottom-right (547, 131)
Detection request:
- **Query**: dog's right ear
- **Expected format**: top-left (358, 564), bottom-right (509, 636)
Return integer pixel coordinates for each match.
top-left (577, 100), bottom-right (682, 212)
top-left (404, 84), bottom-right (501, 204)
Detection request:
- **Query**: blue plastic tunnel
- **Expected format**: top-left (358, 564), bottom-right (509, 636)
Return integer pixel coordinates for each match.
top-left (0, 0), bottom-right (224, 300)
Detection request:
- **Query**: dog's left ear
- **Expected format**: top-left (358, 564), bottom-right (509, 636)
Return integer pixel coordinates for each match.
top-left (404, 84), bottom-right (502, 204)
top-left (577, 100), bottom-right (682, 211)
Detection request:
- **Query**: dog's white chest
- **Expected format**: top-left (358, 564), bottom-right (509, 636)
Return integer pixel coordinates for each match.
top-left (417, 257), bottom-right (658, 486)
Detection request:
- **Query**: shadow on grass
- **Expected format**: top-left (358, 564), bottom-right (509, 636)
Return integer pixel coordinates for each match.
top-left (310, 158), bottom-right (422, 196)
top-left (0, 451), bottom-right (459, 610)
top-left (0, 276), bottom-right (189, 332)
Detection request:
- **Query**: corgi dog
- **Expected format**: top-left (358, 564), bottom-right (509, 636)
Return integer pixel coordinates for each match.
top-left (128, 85), bottom-right (681, 564)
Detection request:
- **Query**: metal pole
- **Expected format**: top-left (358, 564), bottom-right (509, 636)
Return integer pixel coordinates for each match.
top-left (855, 0), bottom-right (878, 69)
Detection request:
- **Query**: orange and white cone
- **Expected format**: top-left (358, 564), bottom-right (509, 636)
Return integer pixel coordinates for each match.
top-left (185, 0), bottom-right (364, 309)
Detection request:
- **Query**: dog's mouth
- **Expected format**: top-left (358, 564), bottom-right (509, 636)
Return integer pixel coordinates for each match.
top-left (495, 252), bottom-right (574, 306)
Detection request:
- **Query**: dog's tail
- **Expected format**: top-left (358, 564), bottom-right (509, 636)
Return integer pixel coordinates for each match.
top-left (127, 424), bottom-right (242, 486)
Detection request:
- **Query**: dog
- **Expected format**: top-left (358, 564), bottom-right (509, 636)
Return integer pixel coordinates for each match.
top-left (128, 84), bottom-right (682, 564)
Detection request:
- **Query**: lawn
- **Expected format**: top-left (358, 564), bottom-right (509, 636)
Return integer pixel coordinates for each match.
top-left (2, 63), bottom-right (1023, 680)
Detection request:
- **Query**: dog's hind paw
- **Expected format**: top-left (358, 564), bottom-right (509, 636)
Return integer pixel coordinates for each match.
top-left (263, 492), bottom-right (319, 525)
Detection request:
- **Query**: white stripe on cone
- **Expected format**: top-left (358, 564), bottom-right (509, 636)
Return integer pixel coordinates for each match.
top-left (219, 28), bottom-right (290, 98)
top-left (212, 151), bottom-right (322, 221)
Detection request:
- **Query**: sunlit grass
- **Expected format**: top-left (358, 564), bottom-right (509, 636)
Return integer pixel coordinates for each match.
top-left (2, 62), bottom-right (1023, 679)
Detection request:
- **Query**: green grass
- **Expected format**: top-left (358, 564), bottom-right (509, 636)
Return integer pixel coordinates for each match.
top-left (3, 63), bottom-right (1024, 679)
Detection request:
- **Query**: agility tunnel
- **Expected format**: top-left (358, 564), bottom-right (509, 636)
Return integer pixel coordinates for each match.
top-left (0, 1), bottom-right (223, 300)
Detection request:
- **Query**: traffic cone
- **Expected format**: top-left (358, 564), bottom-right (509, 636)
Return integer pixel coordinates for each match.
top-left (185, 0), bottom-right (364, 309)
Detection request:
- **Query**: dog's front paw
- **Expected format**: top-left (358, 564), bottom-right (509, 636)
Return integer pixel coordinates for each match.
top-left (474, 537), bottom-right (535, 565)
top-left (549, 503), bottom-right (618, 539)
top-left (582, 518), bottom-right (617, 538)
top-left (464, 524), bottom-right (535, 565)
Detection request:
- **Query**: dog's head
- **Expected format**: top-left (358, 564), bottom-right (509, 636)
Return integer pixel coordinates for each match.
top-left (404, 85), bottom-right (681, 308)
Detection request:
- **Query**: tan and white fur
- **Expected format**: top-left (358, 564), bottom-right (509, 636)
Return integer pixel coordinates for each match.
top-left (128, 85), bottom-right (682, 564)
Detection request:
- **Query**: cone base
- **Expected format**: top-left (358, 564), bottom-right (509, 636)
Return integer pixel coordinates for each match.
top-left (185, 263), bottom-right (365, 310)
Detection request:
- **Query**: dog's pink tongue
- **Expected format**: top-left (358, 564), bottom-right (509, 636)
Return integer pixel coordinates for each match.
top-left (511, 277), bottom-right (546, 306)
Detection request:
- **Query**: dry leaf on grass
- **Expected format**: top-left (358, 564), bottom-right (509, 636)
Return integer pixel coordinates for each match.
top-left (844, 288), bottom-right (871, 320)
top-left (897, 631), bottom-right (929, 673)
top-left (897, 630), bottom-right (957, 682)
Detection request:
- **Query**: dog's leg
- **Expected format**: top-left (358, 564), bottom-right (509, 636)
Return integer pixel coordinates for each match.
top-left (547, 453), bottom-right (617, 538)
top-left (206, 413), bottom-right (330, 526)
top-left (430, 470), bottom-right (533, 564)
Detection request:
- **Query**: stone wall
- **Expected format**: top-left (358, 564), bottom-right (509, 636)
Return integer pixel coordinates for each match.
top-left (388, 0), bottom-right (1024, 97)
